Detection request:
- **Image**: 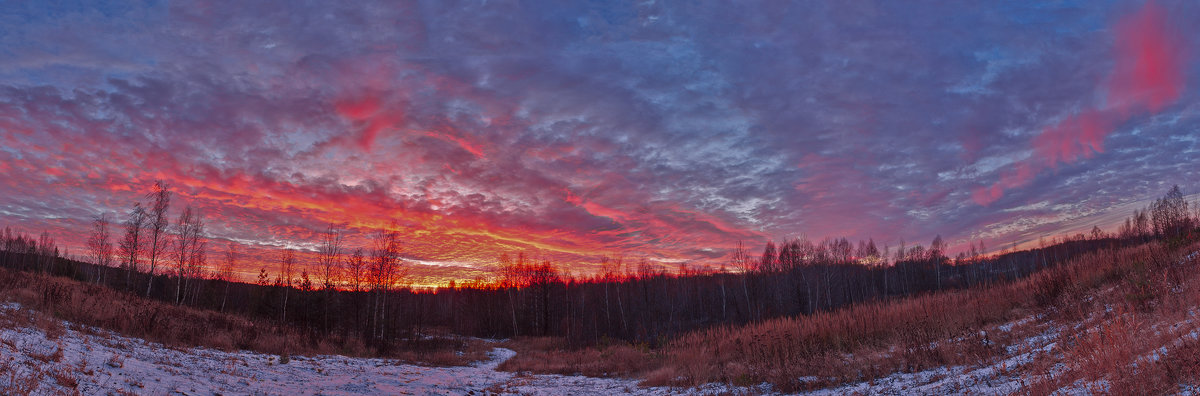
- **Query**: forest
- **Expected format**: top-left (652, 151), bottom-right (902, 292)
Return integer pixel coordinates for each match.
top-left (1, 182), bottom-right (1196, 354)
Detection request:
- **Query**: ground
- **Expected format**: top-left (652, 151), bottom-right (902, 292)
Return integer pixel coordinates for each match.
top-left (0, 303), bottom-right (746, 395)
top-left (6, 258), bottom-right (1200, 396)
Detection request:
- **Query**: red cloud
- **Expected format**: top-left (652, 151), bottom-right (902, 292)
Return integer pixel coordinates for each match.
top-left (334, 93), bottom-right (406, 150)
top-left (1108, 1), bottom-right (1184, 114)
top-left (1032, 108), bottom-right (1111, 167)
top-left (975, 1), bottom-right (1187, 206)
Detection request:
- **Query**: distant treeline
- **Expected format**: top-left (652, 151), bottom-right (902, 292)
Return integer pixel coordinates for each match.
top-left (1, 183), bottom-right (1196, 351)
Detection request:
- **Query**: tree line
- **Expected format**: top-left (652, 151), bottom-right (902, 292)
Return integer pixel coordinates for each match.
top-left (1, 182), bottom-right (1197, 352)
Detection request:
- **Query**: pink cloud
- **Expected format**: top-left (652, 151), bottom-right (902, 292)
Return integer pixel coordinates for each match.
top-left (335, 93), bottom-right (406, 151)
top-left (1108, 1), bottom-right (1185, 114)
top-left (974, 1), bottom-right (1187, 206)
top-left (1032, 108), bottom-right (1112, 167)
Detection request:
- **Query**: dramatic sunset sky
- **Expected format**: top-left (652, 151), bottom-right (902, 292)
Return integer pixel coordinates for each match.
top-left (2, 1), bottom-right (1198, 286)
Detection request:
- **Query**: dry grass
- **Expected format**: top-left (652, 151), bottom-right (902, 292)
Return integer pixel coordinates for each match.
top-left (391, 337), bottom-right (494, 367)
top-left (474, 243), bottom-right (1195, 392)
top-left (0, 267), bottom-right (318, 356)
top-left (49, 366), bottom-right (77, 389)
top-left (498, 337), bottom-right (660, 378)
top-left (0, 266), bottom-right (487, 366)
top-left (1018, 242), bottom-right (1200, 394)
top-left (647, 243), bottom-right (1190, 392)
top-left (0, 360), bottom-right (41, 396)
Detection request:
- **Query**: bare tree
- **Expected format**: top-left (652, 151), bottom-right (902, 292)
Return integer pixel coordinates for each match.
top-left (186, 240), bottom-right (207, 305)
top-left (280, 248), bottom-right (296, 323)
top-left (171, 206), bottom-right (204, 305)
top-left (317, 224), bottom-right (344, 290)
top-left (145, 181), bottom-right (171, 297)
top-left (219, 242), bottom-right (236, 312)
top-left (599, 255), bottom-right (628, 334)
top-left (344, 248), bottom-right (366, 292)
top-left (369, 226), bottom-right (405, 340)
top-left (1194, 199), bottom-right (1200, 228)
top-left (37, 231), bottom-right (56, 273)
top-left (1133, 209), bottom-right (1151, 240)
top-left (316, 223), bottom-right (343, 331)
top-left (729, 240), bottom-right (754, 320)
top-left (118, 203), bottom-right (148, 291)
top-left (498, 252), bottom-right (521, 336)
top-left (930, 235), bottom-right (946, 290)
top-left (342, 247), bottom-right (367, 337)
top-left (530, 259), bottom-right (559, 336)
top-left (1152, 185), bottom-right (1191, 240)
top-left (87, 214), bottom-right (114, 283)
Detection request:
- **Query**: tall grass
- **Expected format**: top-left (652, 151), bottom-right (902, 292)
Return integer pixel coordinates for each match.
top-left (648, 243), bottom-right (1178, 391)
top-left (1020, 241), bottom-right (1200, 394)
top-left (0, 266), bottom-right (489, 366)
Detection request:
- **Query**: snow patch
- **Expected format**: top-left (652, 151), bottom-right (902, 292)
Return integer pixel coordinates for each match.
top-left (0, 303), bottom-right (743, 395)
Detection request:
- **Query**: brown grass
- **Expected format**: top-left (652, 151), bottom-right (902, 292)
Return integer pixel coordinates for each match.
top-left (475, 243), bottom-right (1197, 393)
top-left (1019, 242), bottom-right (1200, 394)
top-left (49, 367), bottom-right (77, 389)
top-left (498, 337), bottom-right (660, 378)
top-left (647, 242), bottom-right (1188, 392)
top-left (0, 360), bottom-right (41, 396)
top-left (0, 266), bottom-right (488, 366)
top-left (391, 337), bottom-right (494, 367)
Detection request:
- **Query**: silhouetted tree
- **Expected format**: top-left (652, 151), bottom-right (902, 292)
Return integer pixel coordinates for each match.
top-left (317, 224), bottom-right (343, 331)
top-left (930, 235), bottom-right (946, 290)
top-left (344, 248), bottom-right (366, 292)
top-left (729, 240), bottom-right (755, 320)
top-left (170, 206), bottom-right (204, 305)
top-left (219, 242), bottom-right (236, 312)
top-left (498, 252), bottom-right (521, 336)
top-left (87, 214), bottom-right (114, 283)
top-left (37, 231), bottom-right (56, 273)
top-left (1152, 185), bottom-right (1191, 240)
top-left (119, 203), bottom-right (148, 291)
top-left (279, 249), bottom-right (296, 323)
top-left (369, 226), bottom-right (404, 340)
top-left (145, 181), bottom-right (171, 297)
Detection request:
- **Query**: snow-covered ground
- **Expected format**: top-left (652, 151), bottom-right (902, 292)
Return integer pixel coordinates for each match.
top-left (3, 294), bottom-right (1195, 395)
top-left (0, 303), bottom-right (743, 395)
top-left (0, 297), bottom-right (1051, 396)
top-left (794, 316), bottom-right (1062, 396)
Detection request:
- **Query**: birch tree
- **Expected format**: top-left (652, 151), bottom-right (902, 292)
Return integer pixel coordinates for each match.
top-left (280, 249), bottom-right (296, 323)
top-left (369, 227), bottom-right (404, 340)
top-left (316, 224), bottom-right (343, 331)
top-left (119, 203), bottom-right (147, 291)
top-left (87, 214), bottom-right (114, 283)
top-left (171, 206), bottom-right (204, 305)
top-left (219, 242), bottom-right (236, 312)
top-left (145, 181), bottom-right (171, 297)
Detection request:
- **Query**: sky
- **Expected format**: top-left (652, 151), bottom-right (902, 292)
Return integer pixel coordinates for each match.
top-left (2, 0), bottom-right (1199, 286)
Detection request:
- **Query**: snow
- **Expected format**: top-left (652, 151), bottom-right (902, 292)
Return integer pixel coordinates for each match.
top-left (799, 317), bottom-right (1063, 396)
top-left (0, 303), bottom-right (736, 395)
top-left (5, 284), bottom-right (1198, 396)
top-left (0, 301), bottom-right (1077, 395)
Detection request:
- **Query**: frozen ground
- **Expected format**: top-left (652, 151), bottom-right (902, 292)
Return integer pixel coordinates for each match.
top-left (3, 297), bottom-right (1193, 395)
top-left (0, 296), bottom-right (1049, 396)
top-left (795, 317), bottom-right (1061, 396)
top-left (0, 303), bottom-right (742, 395)
top-left (0, 301), bottom-right (1080, 396)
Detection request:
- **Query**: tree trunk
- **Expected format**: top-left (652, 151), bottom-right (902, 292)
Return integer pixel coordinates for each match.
top-left (282, 287), bottom-right (290, 323)
top-left (220, 282), bottom-right (229, 313)
top-left (507, 288), bottom-right (519, 336)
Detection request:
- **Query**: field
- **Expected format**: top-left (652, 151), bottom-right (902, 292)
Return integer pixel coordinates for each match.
top-left (4, 241), bottom-right (1200, 394)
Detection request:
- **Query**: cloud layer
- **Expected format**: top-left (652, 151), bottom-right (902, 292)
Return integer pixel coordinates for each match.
top-left (2, 1), bottom-right (1199, 285)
